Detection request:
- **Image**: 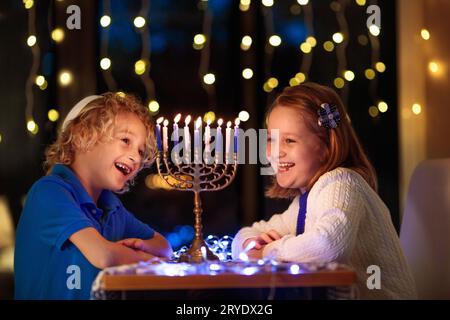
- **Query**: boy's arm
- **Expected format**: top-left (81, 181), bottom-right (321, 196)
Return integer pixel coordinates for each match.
top-left (69, 227), bottom-right (155, 269)
top-left (118, 232), bottom-right (173, 259)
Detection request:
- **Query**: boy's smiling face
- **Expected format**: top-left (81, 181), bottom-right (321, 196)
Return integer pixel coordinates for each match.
top-left (72, 111), bottom-right (148, 199)
top-left (267, 105), bottom-right (324, 192)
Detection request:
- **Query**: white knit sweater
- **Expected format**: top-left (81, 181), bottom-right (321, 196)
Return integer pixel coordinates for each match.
top-left (232, 168), bottom-right (417, 299)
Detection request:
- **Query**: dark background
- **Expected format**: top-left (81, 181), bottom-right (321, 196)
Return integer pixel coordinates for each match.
top-left (0, 0), bottom-right (398, 250)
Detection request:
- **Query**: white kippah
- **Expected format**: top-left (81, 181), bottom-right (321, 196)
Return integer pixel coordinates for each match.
top-left (61, 95), bottom-right (103, 131)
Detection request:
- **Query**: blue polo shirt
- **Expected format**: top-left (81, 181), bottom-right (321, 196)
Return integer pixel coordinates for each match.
top-left (14, 164), bottom-right (155, 300)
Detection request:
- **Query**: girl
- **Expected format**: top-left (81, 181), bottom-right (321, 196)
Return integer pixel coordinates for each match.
top-left (231, 83), bottom-right (416, 299)
top-left (15, 93), bottom-right (172, 299)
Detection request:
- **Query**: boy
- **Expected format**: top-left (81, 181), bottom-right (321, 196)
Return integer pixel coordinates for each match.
top-left (14, 93), bottom-right (172, 299)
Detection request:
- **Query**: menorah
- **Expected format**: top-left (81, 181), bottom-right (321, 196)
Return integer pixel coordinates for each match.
top-left (155, 114), bottom-right (239, 263)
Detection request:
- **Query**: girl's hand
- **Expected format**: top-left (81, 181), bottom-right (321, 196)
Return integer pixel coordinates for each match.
top-left (246, 248), bottom-right (264, 260)
top-left (242, 230), bottom-right (282, 250)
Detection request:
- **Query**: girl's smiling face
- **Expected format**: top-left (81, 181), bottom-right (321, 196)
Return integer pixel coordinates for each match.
top-left (267, 105), bottom-right (325, 193)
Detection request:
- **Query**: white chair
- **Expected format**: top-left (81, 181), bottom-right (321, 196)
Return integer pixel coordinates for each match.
top-left (400, 159), bottom-right (450, 299)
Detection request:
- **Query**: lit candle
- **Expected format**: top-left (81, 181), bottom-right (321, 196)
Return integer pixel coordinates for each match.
top-left (234, 118), bottom-right (240, 154)
top-left (155, 117), bottom-right (164, 151)
top-left (163, 119), bottom-right (169, 152)
top-left (204, 119), bottom-right (211, 153)
top-left (173, 113), bottom-right (181, 144)
top-left (184, 115), bottom-right (191, 162)
top-left (194, 117), bottom-right (202, 163)
top-left (215, 118), bottom-right (223, 164)
top-left (225, 121), bottom-right (231, 164)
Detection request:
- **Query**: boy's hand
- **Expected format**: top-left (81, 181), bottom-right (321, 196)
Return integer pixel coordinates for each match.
top-left (242, 230), bottom-right (281, 250)
top-left (117, 238), bottom-right (148, 253)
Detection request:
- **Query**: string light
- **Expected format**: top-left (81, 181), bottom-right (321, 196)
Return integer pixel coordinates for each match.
top-left (290, 0), bottom-right (315, 92)
top-left (240, 35), bottom-right (252, 51)
top-left (295, 72), bottom-right (306, 83)
top-left (100, 15), bottom-right (111, 27)
top-left (238, 110), bottom-right (250, 122)
top-left (412, 103), bottom-right (422, 115)
top-left (365, 68), bottom-right (376, 80)
top-left (306, 36), bottom-right (317, 47)
top-left (135, 0), bottom-right (157, 112)
top-left (262, 0), bottom-right (274, 7)
top-left (289, 77), bottom-right (300, 86)
top-left (343, 70), bottom-right (355, 81)
top-left (25, 0), bottom-right (40, 135)
top-left (100, 57), bottom-right (111, 70)
top-left (51, 28), bottom-right (64, 42)
top-left (420, 29), bottom-right (430, 40)
top-left (198, 1), bottom-right (217, 110)
top-left (148, 100), bottom-right (160, 113)
top-left (334, 77), bottom-right (345, 89)
top-left (378, 101), bottom-right (388, 113)
top-left (268, 35), bottom-right (281, 47)
top-left (58, 70), bottom-right (72, 86)
top-left (428, 61), bottom-right (439, 74)
top-left (203, 111), bottom-right (216, 123)
top-left (369, 25), bottom-right (381, 37)
top-left (193, 34), bottom-right (206, 50)
top-left (35, 75), bottom-right (45, 87)
top-left (363, 0), bottom-right (383, 119)
top-left (23, 0), bottom-right (34, 9)
top-left (323, 41), bottom-right (335, 52)
top-left (203, 73), bottom-right (216, 85)
top-left (375, 62), bottom-right (386, 73)
top-left (26, 119), bottom-right (39, 135)
top-left (48, 109), bottom-right (59, 122)
top-left (332, 32), bottom-right (344, 44)
top-left (133, 16), bottom-right (146, 28)
top-left (242, 68), bottom-right (253, 79)
top-left (368, 106), bottom-right (379, 118)
top-left (134, 59), bottom-right (147, 75)
top-left (100, 0), bottom-right (117, 91)
top-left (239, 0), bottom-right (251, 12)
top-left (27, 35), bottom-right (37, 47)
top-left (300, 42), bottom-right (312, 53)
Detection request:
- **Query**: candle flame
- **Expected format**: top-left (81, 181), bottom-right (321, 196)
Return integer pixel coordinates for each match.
top-left (217, 118), bottom-right (223, 126)
top-left (163, 119), bottom-right (169, 126)
top-left (195, 117), bottom-right (202, 129)
top-left (185, 115), bottom-right (191, 125)
top-left (235, 118), bottom-right (241, 126)
top-left (156, 117), bottom-right (164, 124)
top-left (206, 119), bottom-right (211, 126)
top-left (226, 121), bottom-right (232, 128)
top-left (174, 113), bottom-right (181, 123)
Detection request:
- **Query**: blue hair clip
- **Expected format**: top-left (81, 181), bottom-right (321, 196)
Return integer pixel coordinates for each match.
top-left (317, 103), bottom-right (341, 129)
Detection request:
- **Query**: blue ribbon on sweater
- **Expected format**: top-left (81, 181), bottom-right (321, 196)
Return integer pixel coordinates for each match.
top-left (296, 191), bottom-right (309, 235)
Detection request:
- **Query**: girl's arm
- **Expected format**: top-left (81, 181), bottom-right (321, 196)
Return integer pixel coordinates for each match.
top-left (231, 197), bottom-right (299, 259)
top-left (262, 172), bottom-right (365, 263)
top-left (69, 227), bottom-right (156, 269)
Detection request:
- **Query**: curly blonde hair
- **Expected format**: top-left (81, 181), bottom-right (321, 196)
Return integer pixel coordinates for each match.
top-left (265, 82), bottom-right (378, 199)
top-left (44, 92), bottom-right (156, 192)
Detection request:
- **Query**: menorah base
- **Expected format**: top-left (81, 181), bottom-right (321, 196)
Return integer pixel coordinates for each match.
top-left (178, 238), bottom-right (219, 263)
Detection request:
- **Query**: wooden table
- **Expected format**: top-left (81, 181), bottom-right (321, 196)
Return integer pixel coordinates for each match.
top-left (101, 268), bottom-right (356, 291)
top-left (95, 263), bottom-right (357, 299)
